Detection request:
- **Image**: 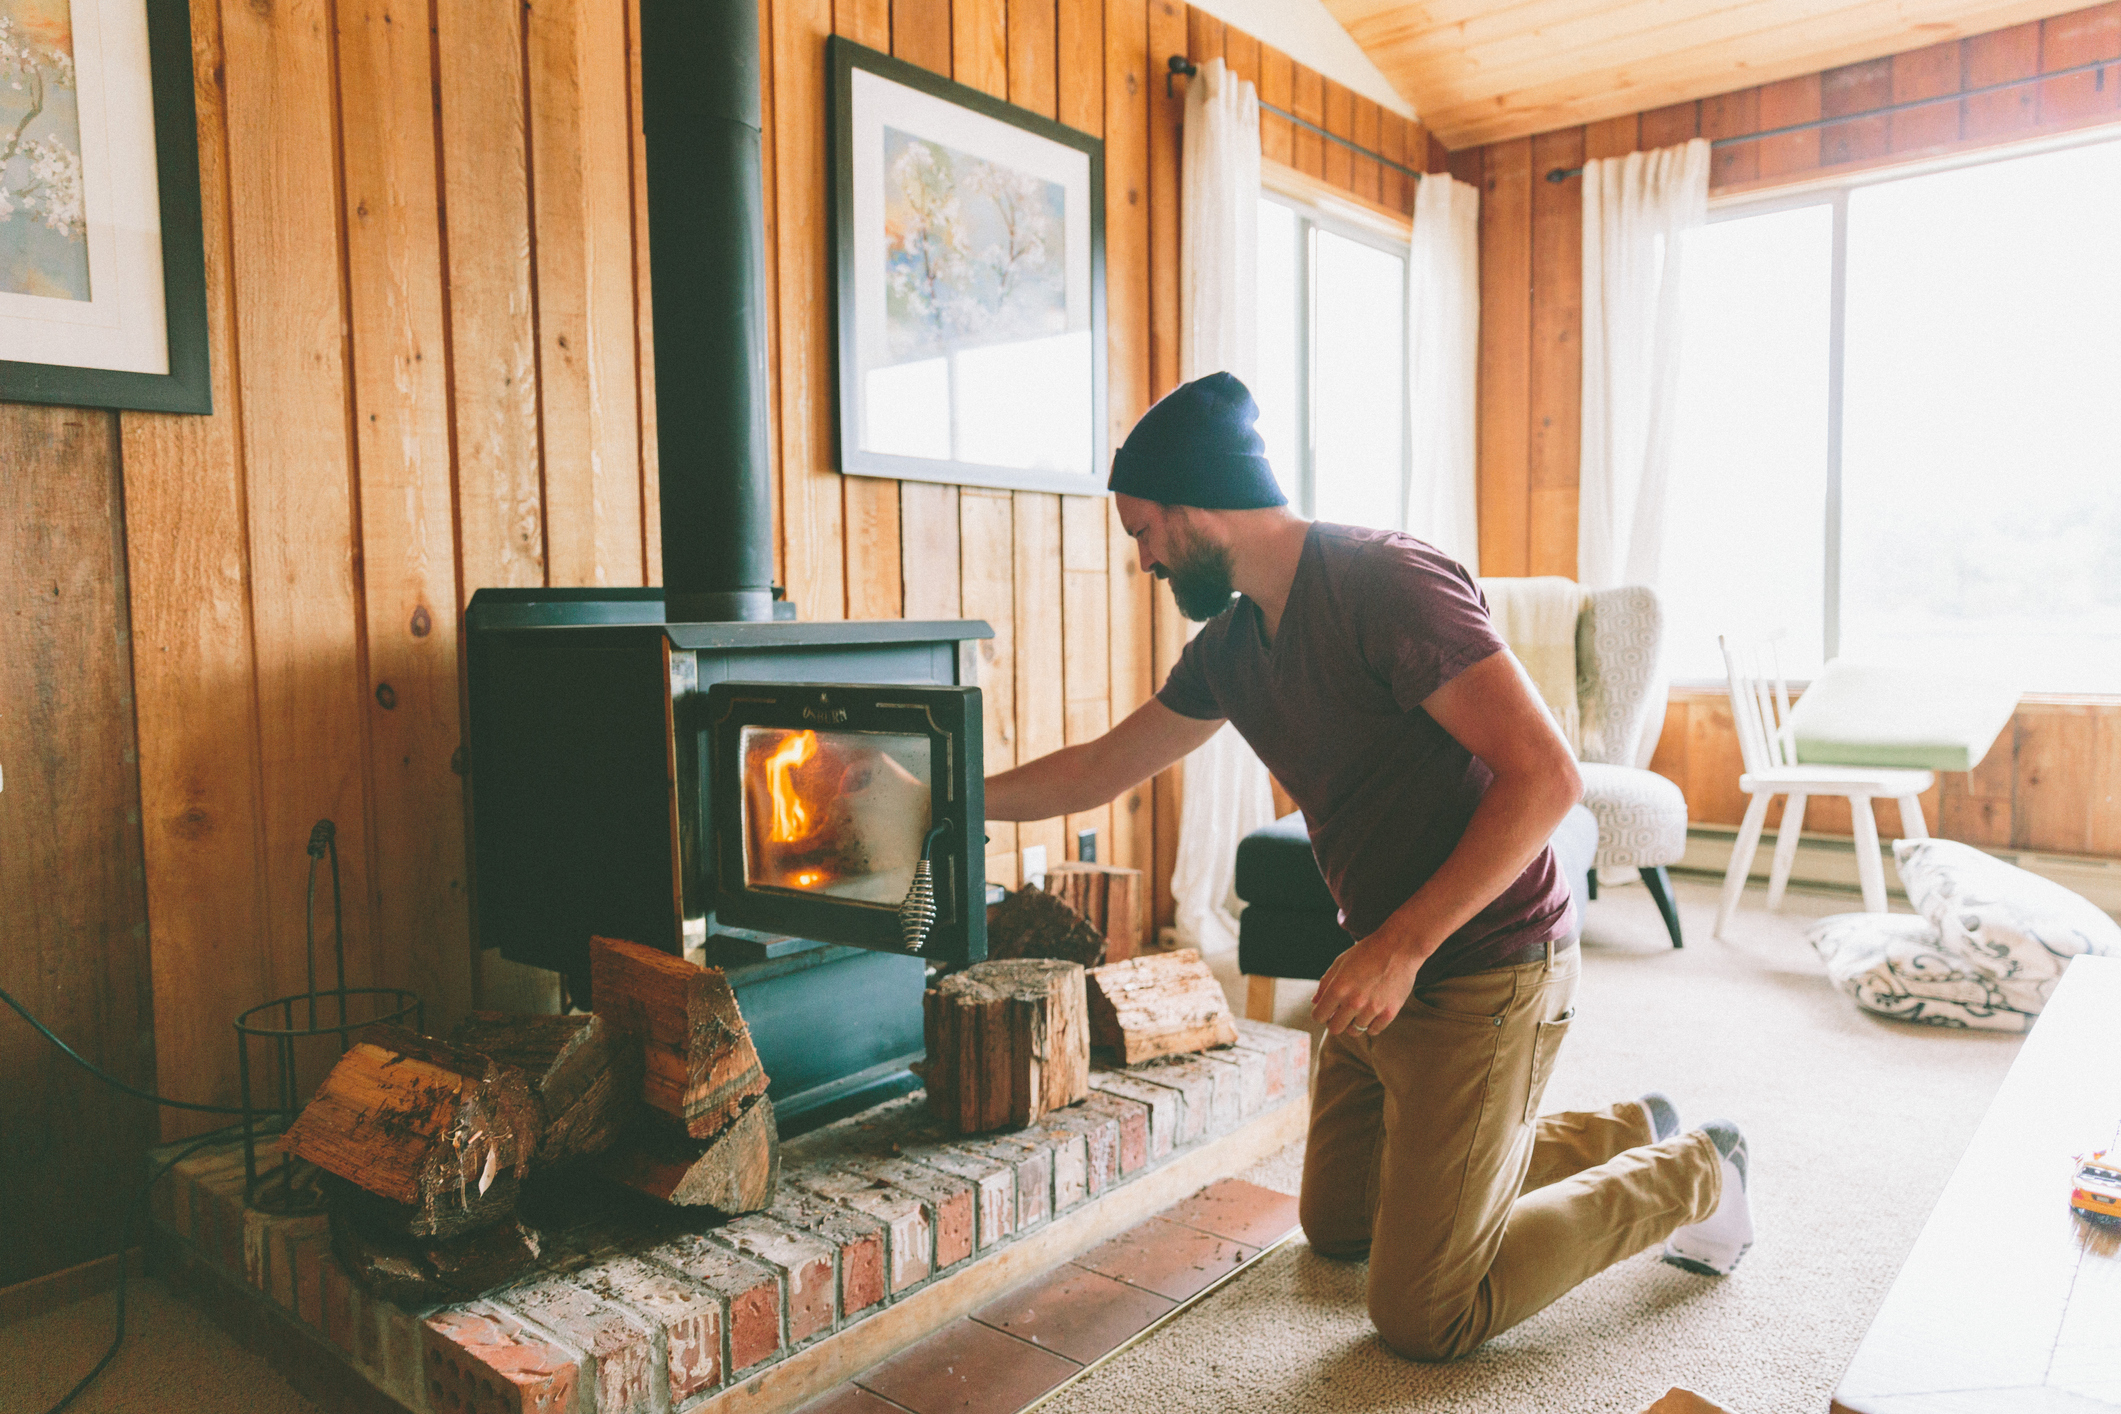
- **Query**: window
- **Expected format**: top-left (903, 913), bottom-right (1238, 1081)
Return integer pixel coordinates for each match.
top-left (1666, 135), bottom-right (2121, 691)
top-left (1254, 195), bottom-right (1408, 524)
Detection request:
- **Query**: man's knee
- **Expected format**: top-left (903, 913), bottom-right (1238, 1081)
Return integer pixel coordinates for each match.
top-left (1368, 1301), bottom-right (1482, 1363)
top-left (1298, 1197), bottom-right (1370, 1261)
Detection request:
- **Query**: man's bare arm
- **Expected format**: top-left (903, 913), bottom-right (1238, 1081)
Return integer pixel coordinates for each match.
top-left (985, 698), bottom-right (1224, 821)
top-left (1310, 649), bottom-right (1584, 1036)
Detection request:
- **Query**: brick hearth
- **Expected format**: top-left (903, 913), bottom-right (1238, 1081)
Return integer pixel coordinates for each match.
top-left (149, 1019), bottom-right (1310, 1414)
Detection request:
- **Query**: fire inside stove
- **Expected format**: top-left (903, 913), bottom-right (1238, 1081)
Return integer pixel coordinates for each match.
top-left (740, 725), bottom-right (935, 904)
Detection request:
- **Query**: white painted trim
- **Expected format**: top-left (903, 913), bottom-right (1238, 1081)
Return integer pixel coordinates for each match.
top-left (1187, 0), bottom-right (1416, 120)
top-left (1675, 826), bottom-right (2121, 917)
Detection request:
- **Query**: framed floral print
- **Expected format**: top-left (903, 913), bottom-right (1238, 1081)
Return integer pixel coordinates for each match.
top-left (830, 36), bottom-right (1106, 496)
top-left (0, 0), bottom-right (210, 413)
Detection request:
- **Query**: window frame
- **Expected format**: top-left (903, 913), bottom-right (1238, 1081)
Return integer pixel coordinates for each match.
top-left (1690, 127), bottom-right (2121, 684)
top-left (1258, 180), bottom-right (1413, 523)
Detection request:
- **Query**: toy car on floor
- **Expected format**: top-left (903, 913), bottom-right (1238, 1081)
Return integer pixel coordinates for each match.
top-left (2069, 1150), bottom-right (2121, 1227)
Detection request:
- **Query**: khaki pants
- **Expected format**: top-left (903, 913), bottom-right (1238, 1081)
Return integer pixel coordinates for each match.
top-left (1299, 945), bottom-right (1724, 1361)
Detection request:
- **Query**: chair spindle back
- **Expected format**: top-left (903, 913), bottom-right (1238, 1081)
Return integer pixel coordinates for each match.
top-left (1720, 633), bottom-right (1798, 776)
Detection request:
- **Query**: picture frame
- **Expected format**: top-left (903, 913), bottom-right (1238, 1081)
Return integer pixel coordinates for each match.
top-left (0, 0), bottom-right (211, 414)
top-left (829, 36), bottom-right (1105, 496)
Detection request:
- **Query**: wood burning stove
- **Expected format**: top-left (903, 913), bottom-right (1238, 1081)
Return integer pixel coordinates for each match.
top-left (707, 683), bottom-right (985, 964)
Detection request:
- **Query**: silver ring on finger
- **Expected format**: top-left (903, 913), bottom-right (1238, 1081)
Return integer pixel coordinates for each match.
top-left (1351, 1021), bottom-right (1369, 1034)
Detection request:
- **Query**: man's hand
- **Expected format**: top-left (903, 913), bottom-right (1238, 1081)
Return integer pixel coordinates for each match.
top-left (1311, 925), bottom-right (1431, 1037)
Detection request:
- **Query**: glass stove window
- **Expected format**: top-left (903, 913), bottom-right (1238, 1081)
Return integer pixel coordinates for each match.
top-left (739, 726), bottom-right (934, 905)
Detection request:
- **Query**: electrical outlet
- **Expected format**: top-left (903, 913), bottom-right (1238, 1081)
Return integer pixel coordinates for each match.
top-left (1021, 845), bottom-right (1047, 890)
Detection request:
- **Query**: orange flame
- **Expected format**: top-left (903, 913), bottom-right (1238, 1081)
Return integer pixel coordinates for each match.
top-left (763, 730), bottom-right (820, 843)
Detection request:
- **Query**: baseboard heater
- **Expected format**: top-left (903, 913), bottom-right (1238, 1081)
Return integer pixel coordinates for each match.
top-left (1673, 826), bottom-right (2121, 917)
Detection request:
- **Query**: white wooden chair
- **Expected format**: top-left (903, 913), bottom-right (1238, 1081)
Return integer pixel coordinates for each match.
top-left (1714, 634), bottom-right (1934, 937)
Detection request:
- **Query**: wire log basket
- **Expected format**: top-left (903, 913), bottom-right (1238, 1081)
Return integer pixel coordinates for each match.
top-left (234, 820), bottom-right (421, 1213)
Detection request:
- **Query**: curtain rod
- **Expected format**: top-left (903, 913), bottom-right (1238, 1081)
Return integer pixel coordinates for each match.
top-left (1167, 56), bottom-right (1428, 181)
top-left (1542, 54), bottom-right (2117, 181)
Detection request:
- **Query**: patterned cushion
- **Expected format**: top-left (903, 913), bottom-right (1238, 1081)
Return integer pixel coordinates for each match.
top-left (1894, 838), bottom-right (2120, 1011)
top-left (1808, 913), bottom-right (2035, 1032)
top-left (1577, 761), bottom-right (1687, 869)
top-left (1577, 586), bottom-right (1665, 768)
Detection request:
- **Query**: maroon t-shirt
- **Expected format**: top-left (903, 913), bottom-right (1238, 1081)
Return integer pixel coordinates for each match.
top-left (1158, 522), bottom-right (1575, 982)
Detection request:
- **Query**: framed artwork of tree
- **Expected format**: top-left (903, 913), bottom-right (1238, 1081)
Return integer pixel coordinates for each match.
top-left (829, 36), bottom-right (1107, 496)
top-left (0, 0), bottom-right (209, 413)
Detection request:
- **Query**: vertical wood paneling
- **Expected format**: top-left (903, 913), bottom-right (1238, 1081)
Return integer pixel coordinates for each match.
top-left (1257, 44), bottom-right (1292, 167)
top-left (836, 0), bottom-right (888, 48)
top-left (1754, 73), bottom-right (1823, 178)
top-left (120, 0), bottom-right (270, 1138)
top-left (1891, 41), bottom-right (1964, 153)
top-left (1220, 24), bottom-right (1257, 86)
top-left (1638, 100), bottom-right (1700, 149)
top-left (1526, 126), bottom-right (1583, 580)
top-left (1321, 79), bottom-right (1354, 189)
top-left (1013, 0), bottom-right (1060, 120)
top-left (528, 0), bottom-right (644, 587)
top-left (1289, 61), bottom-right (1324, 178)
top-left (1185, 6), bottom-right (1221, 65)
top-left (1477, 137), bottom-right (1532, 577)
top-left (1379, 111), bottom-right (1409, 214)
top-left (628, 0), bottom-right (661, 589)
top-left (962, 490), bottom-right (1020, 886)
top-left (1963, 21), bottom-right (2045, 139)
top-left (1350, 95), bottom-right (1382, 204)
top-left (893, 0), bottom-right (962, 626)
top-left (955, 0), bottom-right (1008, 96)
top-left (337, 0), bottom-right (475, 1029)
top-left (1146, 0), bottom-right (1186, 931)
top-left (1702, 86), bottom-right (1762, 185)
top-left (1015, 492), bottom-right (1069, 872)
top-left (1820, 58), bottom-right (1892, 166)
top-left (837, 0), bottom-right (900, 621)
top-left (1058, 0), bottom-right (1103, 134)
top-left (437, 0), bottom-right (543, 599)
top-left (1105, 0), bottom-right (1156, 883)
top-left (770, 0), bottom-right (846, 619)
top-left (2038, 4), bottom-right (2121, 122)
top-left (219, 0), bottom-right (381, 1040)
top-left (0, 410), bottom-right (156, 1284)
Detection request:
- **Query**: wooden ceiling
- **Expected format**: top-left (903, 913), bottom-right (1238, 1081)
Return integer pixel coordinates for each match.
top-left (1326, 0), bottom-right (2099, 147)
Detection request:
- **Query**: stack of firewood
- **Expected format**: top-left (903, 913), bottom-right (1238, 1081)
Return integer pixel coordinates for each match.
top-left (280, 935), bottom-right (777, 1304)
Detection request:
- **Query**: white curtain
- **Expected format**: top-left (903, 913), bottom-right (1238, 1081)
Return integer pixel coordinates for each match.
top-left (1171, 58), bottom-right (1275, 955)
top-left (1404, 174), bottom-right (1481, 572)
top-left (1579, 138), bottom-right (1707, 768)
top-left (1579, 137), bottom-right (1709, 593)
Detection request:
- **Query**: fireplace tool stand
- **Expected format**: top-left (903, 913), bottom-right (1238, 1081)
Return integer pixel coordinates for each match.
top-left (233, 819), bottom-right (421, 1212)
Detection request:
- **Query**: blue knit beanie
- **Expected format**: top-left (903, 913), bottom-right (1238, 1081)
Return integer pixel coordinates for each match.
top-left (1107, 372), bottom-right (1287, 509)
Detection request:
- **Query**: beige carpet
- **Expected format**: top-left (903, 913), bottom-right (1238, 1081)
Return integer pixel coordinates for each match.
top-left (3, 876), bottom-right (2023, 1414)
top-left (1068, 874), bottom-right (2026, 1414)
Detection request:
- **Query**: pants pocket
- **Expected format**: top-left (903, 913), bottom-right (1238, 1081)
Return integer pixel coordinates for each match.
top-left (1524, 1008), bottom-right (1576, 1124)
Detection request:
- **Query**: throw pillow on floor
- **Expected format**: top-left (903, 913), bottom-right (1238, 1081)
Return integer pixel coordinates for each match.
top-left (1808, 839), bottom-right (2121, 1030)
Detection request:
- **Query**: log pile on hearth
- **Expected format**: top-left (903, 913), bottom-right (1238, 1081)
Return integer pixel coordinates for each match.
top-left (279, 936), bottom-right (778, 1305)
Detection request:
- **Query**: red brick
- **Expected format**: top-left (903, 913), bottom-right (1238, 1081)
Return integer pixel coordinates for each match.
top-left (968, 1133), bottom-right (1054, 1229)
top-left (852, 1160), bottom-right (974, 1270)
top-left (1198, 1045), bottom-right (1266, 1117)
top-left (503, 1276), bottom-right (657, 1414)
top-left (768, 1191), bottom-right (887, 1318)
top-left (1135, 1056), bottom-right (1223, 1141)
top-left (1036, 1111), bottom-right (1115, 1197)
top-left (1080, 1093), bottom-right (1150, 1175)
top-left (892, 1143), bottom-right (1016, 1249)
top-left (291, 1230), bottom-right (328, 1330)
top-left (1229, 1020), bottom-right (1307, 1102)
top-left (791, 1169), bottom-right (933, 1293)
top-left (646, 1233), bottom-right (784, 1373)
top-left (425, 1303), bottom-right (581, 1414)
top-left (1091, 1074), bottom-right (1182, 1158)
top-left (711, 1215), bottom-right (836, 1344)
top-left (268, 1214), bottom-right (328, 1312)
top-left (572, 1254), bottom-right (723, 1401)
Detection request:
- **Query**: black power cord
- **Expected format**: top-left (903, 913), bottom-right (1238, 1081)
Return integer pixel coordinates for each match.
top-left (4, 983), bottom-right (268, 1414)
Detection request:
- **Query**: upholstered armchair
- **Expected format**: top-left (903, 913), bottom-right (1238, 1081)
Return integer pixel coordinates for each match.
top-left (1566, 584), bottom-right (1689, 948)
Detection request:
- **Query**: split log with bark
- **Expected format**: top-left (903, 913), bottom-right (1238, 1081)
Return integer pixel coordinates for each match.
top-left (1084, 948), bottom-right (1239, 1064)
top-left (985, 887), bottom-right (1108, 967)
top-left (1041, 864), bottom-right (1144, 963)
top-left (605, 1092), bottom-right (780, 1214)
top-left (325, 1172), bottom-right (544, 1307)
top-left (280, 1024), bottom-right (540, 1238)
top-left (590, 935), bottom-right (769, 1137)
top-left (923, 958), bottom-right (1090, 1134)
top-left (449, 1011), bottom-right (632, 1165)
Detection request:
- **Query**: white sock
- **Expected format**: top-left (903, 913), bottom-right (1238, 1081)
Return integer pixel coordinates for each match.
top-left (1663, 1122), bottom-right (1752, 1276)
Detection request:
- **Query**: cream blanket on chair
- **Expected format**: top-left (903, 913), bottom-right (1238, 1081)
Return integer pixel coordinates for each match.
top-left (1479, 576), bottom-right (1587, 754)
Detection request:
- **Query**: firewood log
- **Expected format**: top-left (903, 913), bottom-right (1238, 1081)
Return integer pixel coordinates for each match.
top-left (1084, 948), bottom-right (1239, 1064)
top-left (1042, 864), bottom-right (1145, 963)
top-left (986, 887), bottom-right (1107, 967)
top-left (922, 958), bottom-right (1090, 1134)
top-left (450, 1011), bottom-right (634, 1165)
top-left (590, 935), bottom-right (768, 1139)
top-left (605, 1093), bottom-right (779, 1214)
top-left (326, 1174), bottom-right (542, 1305)
top-left (280, 1024), bottom-right (539, 1236)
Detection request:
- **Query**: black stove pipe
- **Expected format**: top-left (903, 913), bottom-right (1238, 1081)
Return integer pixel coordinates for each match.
top-left (639, 0), bottom-right (777, 623)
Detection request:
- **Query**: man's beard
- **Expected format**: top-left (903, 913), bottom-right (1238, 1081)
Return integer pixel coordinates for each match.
top-left (1160, 529), bottom-right (1238, 622)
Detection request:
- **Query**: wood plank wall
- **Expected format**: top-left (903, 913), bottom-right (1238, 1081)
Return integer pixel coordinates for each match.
top-left (1454, 1), bottom-right (2121, 861)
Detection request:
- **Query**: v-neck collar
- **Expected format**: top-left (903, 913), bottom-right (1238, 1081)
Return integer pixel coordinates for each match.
top-left (1246, 522), bottom-right (1321, 658)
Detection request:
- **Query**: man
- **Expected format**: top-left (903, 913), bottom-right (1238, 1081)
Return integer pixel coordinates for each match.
top-left (984, 372), bottom-right (1754, 1361)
